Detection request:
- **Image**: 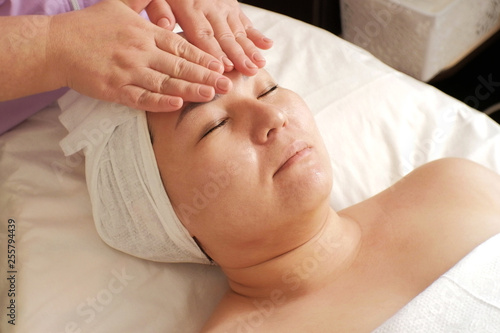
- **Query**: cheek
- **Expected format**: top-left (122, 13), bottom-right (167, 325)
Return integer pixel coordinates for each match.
top-left (279, 96), bottom-right (334, 205)
top-left (167, 147), bottom-right (256, 232)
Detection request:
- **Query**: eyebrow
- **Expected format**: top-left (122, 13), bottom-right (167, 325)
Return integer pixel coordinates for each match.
top-left (175, 94), bottom-right (222, 129)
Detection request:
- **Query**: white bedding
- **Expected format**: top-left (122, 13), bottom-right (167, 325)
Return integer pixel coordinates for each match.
top-left (374, 233), bottom-right (500, 332)
top-left (1, 4), bottom-right (500, 333)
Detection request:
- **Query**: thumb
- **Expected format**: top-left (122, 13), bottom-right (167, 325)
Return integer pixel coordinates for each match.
top-left (145, 0), bottom-right (176, 31)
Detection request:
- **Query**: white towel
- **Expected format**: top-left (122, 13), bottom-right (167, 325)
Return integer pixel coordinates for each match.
top-left (58, 90), bottom-right (211, 264)
top-left (374, 233), bottom-right (500, 332)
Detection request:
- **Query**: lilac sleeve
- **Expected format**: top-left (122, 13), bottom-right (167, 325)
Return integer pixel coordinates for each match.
top-left (0, 0), bottom-right (101, 135)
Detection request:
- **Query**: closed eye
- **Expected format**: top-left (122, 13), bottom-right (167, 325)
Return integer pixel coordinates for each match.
top-left (201, 119), bottom-right (228, 139)
top-left (259, 84), bottom-right (278, 98)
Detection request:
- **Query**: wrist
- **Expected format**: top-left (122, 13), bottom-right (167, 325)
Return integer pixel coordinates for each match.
top-left (45, 14), bottom-right (68, 91)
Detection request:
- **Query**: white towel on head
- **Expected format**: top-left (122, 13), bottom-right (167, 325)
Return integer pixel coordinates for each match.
top-left (58, 90), bottom-right (211, 264)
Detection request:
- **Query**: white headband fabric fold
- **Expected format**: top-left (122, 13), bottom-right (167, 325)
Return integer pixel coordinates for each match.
top-left (58, 91), bottom-right (211, 264)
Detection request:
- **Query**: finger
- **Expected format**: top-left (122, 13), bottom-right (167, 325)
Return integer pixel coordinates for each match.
top-left (148, 53), bottom-right (232, 94)
top-left (155, 30), bottom-right (225, 74)
top-left (119, 85), bottom-right (184, 112)
top-left (227, 15), bottom-right (267, 69)
top-left (175, 12), bottom-right (235, 72)
top-left (132, 67), bottom-right (231, 103)
top-left (239, 12), bottom-right (273, 50)
top-left (211, 15), bottom-right (260, 76)
top-left (245, 27), bottom-right (273, 50)
top-left (145, 0), bottom-right (176, 30)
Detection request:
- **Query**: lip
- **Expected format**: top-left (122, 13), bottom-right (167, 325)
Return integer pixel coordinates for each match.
top-left (273, 140), bottom-right (311, 177)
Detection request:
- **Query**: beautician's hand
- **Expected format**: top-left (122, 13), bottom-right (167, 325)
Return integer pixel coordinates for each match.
top-left (48, 0), bottom-right (232, 111)
top-left (142, 0), bottom-right (274, 76)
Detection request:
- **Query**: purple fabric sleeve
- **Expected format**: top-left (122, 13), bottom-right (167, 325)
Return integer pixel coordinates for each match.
top-left (0, 0), bottom-right (101, 135)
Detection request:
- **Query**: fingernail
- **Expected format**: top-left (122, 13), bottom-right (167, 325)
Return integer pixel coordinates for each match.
top-left (199, 85), bottom-right (214, 98)
top-left (208, 61), bottom-right (224, 73)
top-left (216, 77), bottom-right (231, 92)
top-left (263, 37), bottom-right (273, 44)
top-left (252, 52), bottom-right (265, 63)
top-left (169, 97), bottom-right (183, 108)
top-left (158, 17), bottom-right (171, 29)
top-left (222, 56), bottom-right (234, 69)
top-left (245, 59), bottom-right (258, 69)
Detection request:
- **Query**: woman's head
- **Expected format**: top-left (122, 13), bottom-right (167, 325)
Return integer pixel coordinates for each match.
top-left (148, 69), bottom-right (333, 268)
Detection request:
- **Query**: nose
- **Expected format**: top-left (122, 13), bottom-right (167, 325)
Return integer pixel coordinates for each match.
top-left (250, 102), bottom-right (288, 144)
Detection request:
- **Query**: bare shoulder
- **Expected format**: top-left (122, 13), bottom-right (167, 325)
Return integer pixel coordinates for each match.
top-left (414, 157), bottom-right (500, 185)
top-left (406, 158), bottom-right (500, 209)
top-left (379, 158), bottom-right (500, 222)
top-left (383, 158), bottom-right (500, 271)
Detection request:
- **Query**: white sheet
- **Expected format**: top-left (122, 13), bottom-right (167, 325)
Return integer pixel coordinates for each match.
top-left (374, 233), bottom-right (500, 332)
top-left (1, 4), bottom-right (500, 333)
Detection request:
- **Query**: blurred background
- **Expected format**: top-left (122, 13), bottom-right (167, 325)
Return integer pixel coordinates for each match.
top-left (240, 0), bottom-right (500, 124)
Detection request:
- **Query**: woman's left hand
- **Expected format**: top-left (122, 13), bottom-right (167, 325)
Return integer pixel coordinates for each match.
top-left (126, 0), bottom-right (274, 76)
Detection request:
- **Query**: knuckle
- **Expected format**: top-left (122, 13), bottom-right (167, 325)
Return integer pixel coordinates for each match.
top-left (160, 74), bottom-right (173, 91)
top-left (233, 30), bottom-right (247, 41)
top-left (140, 71), bottom-right (156, 90)
top-left (172, 58), bottom-right (190, 78)
top-left (198, 70), bottom-right (214, 85)
top-left (136, 90), bottom-right (155, 109)
top-left (173, 38), bottom-right (189, 57)
top-left (118, 88), bottom-right (140, 108)
top-left (217, 31), bottom-right (236, 42)
top-left (244, 27), bottom-right (259, 38)
top-left (195, 28), bottom-right (215, 41)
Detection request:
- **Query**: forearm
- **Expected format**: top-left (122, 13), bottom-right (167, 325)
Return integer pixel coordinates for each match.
top-left (0, 15), bottom-right (61, 101)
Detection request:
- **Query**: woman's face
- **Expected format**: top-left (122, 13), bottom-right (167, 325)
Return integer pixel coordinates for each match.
top-left (148, 69), bottom-right (333, 267)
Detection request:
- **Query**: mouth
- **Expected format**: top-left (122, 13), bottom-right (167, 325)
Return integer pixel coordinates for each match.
top-left (273, 140), bottom-right (312, 177)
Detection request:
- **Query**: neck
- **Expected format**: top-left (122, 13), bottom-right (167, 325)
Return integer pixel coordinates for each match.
top-left (221, 208), bottom-right (363, 300)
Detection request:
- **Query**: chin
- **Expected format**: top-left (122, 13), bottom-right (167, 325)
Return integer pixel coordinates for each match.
top-left (278, 160), bottom-right (333, 210)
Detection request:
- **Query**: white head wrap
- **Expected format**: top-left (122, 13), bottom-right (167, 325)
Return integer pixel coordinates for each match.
top-left (58, 91), bottom-right (211, 264)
